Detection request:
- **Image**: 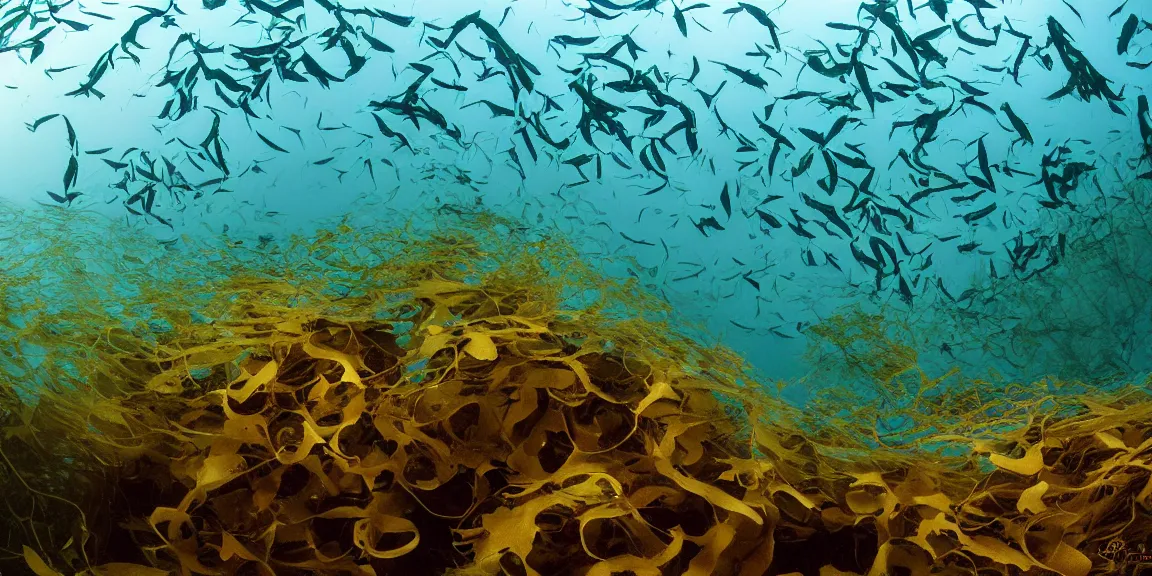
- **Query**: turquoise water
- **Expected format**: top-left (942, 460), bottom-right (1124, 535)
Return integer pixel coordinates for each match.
top-left (1, 0), bottom-right (1150, 387)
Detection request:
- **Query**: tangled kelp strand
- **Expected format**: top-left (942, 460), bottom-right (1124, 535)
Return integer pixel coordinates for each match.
top-left (2, 203), bottom-right (1152, 575)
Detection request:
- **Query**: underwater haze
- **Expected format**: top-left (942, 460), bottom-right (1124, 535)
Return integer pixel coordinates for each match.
top-left (2, 0), bottom-right (1152, 386)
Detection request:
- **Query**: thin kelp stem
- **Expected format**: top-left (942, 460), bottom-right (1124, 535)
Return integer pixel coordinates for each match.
top-left (0, 444), bottom-right (92, 567)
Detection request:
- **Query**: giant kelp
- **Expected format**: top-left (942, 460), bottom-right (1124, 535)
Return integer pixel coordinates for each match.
top-left (2, 201), bottom-right (1152, 576)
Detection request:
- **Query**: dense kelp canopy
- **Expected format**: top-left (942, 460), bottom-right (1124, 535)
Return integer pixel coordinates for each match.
top-left (2, 200), bottom-right (1151, 576)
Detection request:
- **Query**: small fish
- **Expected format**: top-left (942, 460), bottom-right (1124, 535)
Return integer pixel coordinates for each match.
top-left (693, 216), bottom-right (726, 236)
top-left (959, 95), bottom-right (997, 116)
top-left (973, 137), bottom-right (996, 191)
top-left (63, 154), bottom-right (78, 191)
top-left (362, 32), bottom-right (394, 53)
top-left (1061, 0), bottom-right (1083, 25)
top-left (26, 114), bottom-right (60, 132)
top-left (47, 190), bottom-right (81, 204)
top-left (256, 131), bottom-right (288, 152)
top-left (430, 77), bottom-right (468, 91)
top-left (755, 209), bottom-right (783, 229)
top-left (960, 202), bottom-right (997, 224)
top-left (710, 61), bottom-right (770, 90)
top-left (1118, 14), bottom-right (1139, 54)
top-left (461, 99), bottom-right (514, 118)
top-left (853, 57), bottom-right (875, 112)
top-left (897, 275), bottom-right (913, 304)
top-left (550, 35), bottom-right (598, 48)
top-left (1000, 103), bottom-right (1034, 146)
top-left (730, 3), bottom-right (781, 51)
top-left (44, 65), bottom-right (80, 78)
top-left (619, 232), bottom-right (655, 246)
top-left (952, 15), bottom-right (999, 47)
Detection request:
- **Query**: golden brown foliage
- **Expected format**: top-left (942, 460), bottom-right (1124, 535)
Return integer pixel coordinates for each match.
top-left (1, 202), bottom-right (1151, 576)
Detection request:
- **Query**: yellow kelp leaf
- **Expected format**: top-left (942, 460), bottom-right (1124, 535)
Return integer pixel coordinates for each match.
top-left (274, 320), bottom-right (304, 334)
top-left (650, 526), bottom-right (685, 566)
top-left (306, 373), bottom-right (336, 403)
top-left (219, 530), bottom-right (262, 562)
top-left (302, 336), bottom-right (363, 387)
top-left (321, 391), bottom-right (368, 458)
top-left (523, 366), bottom-right (577, 390)
top-left (911, 493), bottom-right (952, 513)
top-left (683, 523), bottom-right (736, 576)
top-left (87, 398), bottom-right (129, 426)
top-left (417, 331), bottom-right (454, 358)
top-left (772, 483), bottom-right (817, 510)
top-left (586, 528), bottom-right (685, 576)
top-left (422, 301), bottom-right (459, 328)
top-left (252, 466), bottom-right (285, 512)
top-left (579, 502), bottom-right (632, 560)
top-left (501, 385), bottom-right (538, 439)
top-left (919, 515), bottom-right (1034, 572)
top-left (146, 368), bottom-right (185, 394)
top-left (23, 546), bottom-right (63, 576)
top-left (717, 458), bottom-right (773, 488)
top-left (989, 443), bottom-right (1044, 476)
top-left (561, 355), bottom-right (619, 403)
top-left (1136, 474), bottom-right (1152, 508)
top-left (149, 507), bottom-right (194, 542)
top-left (196, 453), bottom-right (247, 490)
top-left (849, 471), bottom-right (887, 488)
top-left (1036, 541), bottom-right (1092, 576)
top-left (636, 379), bottom-right (679, 416)
top-left (87, 563), bottom-right (171, 576)
top-left (866, 541), bottom-right (931, 576)
top-left (1094, 431), bottom-right (1128, 450)
top-left (412, 279), bottom-right (471, 299)
top-left (966, 535), bottom-right (1036, 571)
top-left (220, 413), bottom-right (273, 451)
top-left (227, 358), bottom-right (278, 403)
top-left (353, 515), bottom-right (420, 559)
top-left (317, 506), bottom-right (372, 519)
top-left (414, 379), bottom-right (468, 424)
top-left (654, 455), bottom-right (762, 525)
top-left (148, 507), bottom-right (222, 574)
top-left (846, 489), bottom-right (884, 514)
top-left (504, 314), bottom-right (551, 333)
top-left (275, 415), bottom-right (326, 465)
top-left (474, 495), bottom-right (562, 570)
top-left (1017, 481), bottom-right (1049, 514)
top-left (463, 333), bottom-right (498, 361)
top-left (185, 347), bottom-right (247, 367)
top-left (654, 421), bottom-right (762, 524)
top-left (507, 459), bottom-right (618, 504)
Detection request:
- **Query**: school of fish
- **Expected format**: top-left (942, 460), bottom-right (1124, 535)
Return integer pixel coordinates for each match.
top-left (4, 0), bottom-right (1152, 344)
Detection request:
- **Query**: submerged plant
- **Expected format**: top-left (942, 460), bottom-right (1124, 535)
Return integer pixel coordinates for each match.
top-left (1, 201), bottom-right (1151, 576)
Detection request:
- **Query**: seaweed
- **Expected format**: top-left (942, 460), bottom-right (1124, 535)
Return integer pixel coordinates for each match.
top-left (2, 200), bottom-right (1152, 576)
